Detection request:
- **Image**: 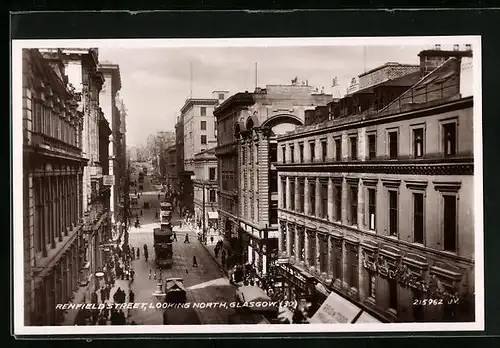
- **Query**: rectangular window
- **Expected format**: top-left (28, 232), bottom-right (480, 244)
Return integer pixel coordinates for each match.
top-left (321, 183), bottom-right (328, 218)
top-left (200, 107), bottom-right (207, 116)
top-left (209, 190), bottom-right (216, 202)
top-left (389, 278), bottom-right (398, 311)
top-left (389, 190), bottom-right (398, 236)
top-left (282, 146), bottom-right (286, 163)
top-left (310, 142), bottom-right (316, 162)
top-left (368, 188), bottom-right (376, 231)
top-left (389, 131), bottom-right (398, 159)
top-left (348, 247), bottom-right (358, 289)
top-left (299, 181), bottom-right (305, 213)
top-left (209, 167), bottom-right (216, 181)
top-left (218, 93), bottom-right (225, 100)
top-left (368, 134), bottom-right (376, 159)
top-left (201, 135), bottom-right (207, 145)
top-left (200, 120), bottom-right (207, 130)
top-left (443, 195), bottom-right (457, 252)
top-left (413, 193), bottom-right (424, 243)
top-left (350, 186), bottom-right (358, 225)
top-left (269, 143), bottom-right (277, 163)
top-left (310, 181), bottom-right (316, 216)
top-left (321, 140), bottom-right (327, 161)
top-left (270, 171), bottom-right (278, 193)
top-left (290, 145), bottom-right (295, 163)
top-left (299, 143), bottom-right (304, 163)
top-left (282, 179), bottom-right (287, 208)
top-left (289, 181), bottom-right (295, 211)
top-left (270, 200), bottom-right (278, 225)
top-left (335, 138), bottom-right (342, 161)
top-left (335, 185), bottom-right (342, 221)
top-left (413, 128), bottom-right (424, 158)
top-left (443, 122), bottom-right (457, 156)
top-left (350, 136), bottom-right (358, 160)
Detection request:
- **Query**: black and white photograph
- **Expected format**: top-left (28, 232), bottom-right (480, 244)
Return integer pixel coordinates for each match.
top-left (12, 36), bottom-right (483, 335)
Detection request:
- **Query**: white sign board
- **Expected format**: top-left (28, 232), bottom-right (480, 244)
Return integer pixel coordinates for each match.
top-left (103, 175), bottom-right (115, 186)
top-left (309, 292), bottom-right (362, 324)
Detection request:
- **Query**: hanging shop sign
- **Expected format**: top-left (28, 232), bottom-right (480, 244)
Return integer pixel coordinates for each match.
top-left (103, 175), bottom-right (115, 186)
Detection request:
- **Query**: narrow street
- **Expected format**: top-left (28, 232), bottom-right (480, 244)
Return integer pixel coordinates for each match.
top-left (126, 173), bottom-right (240, 324)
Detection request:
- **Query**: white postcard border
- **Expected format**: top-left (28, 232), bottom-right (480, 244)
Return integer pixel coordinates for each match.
top-left (12, 36), bottom-right (484, 336)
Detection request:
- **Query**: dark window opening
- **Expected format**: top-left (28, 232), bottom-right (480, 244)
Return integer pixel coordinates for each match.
top-left (413, 193), bottom-right (424, 243)
top-left (350, 186), bottom-right (358, 225)
top-left (350, 137), bottom-right (358, 160)
top-left (269, 143), bottom-right (277, 163)
top-left (200, 120), bottom-right (207, 130)
top-left (309, 182), bottom-right (316, 216)
top-left (289, 182), bottom-right (295, 211)
top-left (321, 140), bottom-right (327, 161)
top-left (321, 183), bottom-right (328, 218)
top-left (310, 142), bottom-right (316, 161)
top-left (389, 131), bottom-right (398, 159)
top-left (299, 144), bottom-right (304, 163)
top-left (270, 200), bottom-right (278, 225)
top-left (201, 135), bottom-right (207, 145)
top-left (389, 190), bottom-right (398, 236)
top-left (335, 138), bottom-right (342, 161)
top-left (290, 145), bottom-right (295, 163)
top-left (368, 134), bottom-right (376, 159)
top-left (282, 146), bottom-right (286, 163)
top-left (298, 181), bottom-right (305, 213)
top-left (335, 185), bottom-right (342, 221)
top-left (209, 167), bottom-right (216, 181)
top-left (443, 195), bottom-right (457, 252)
top-left (200, 107), bottom-right (207, 116)
top-left (209, 190), bottom-right (216, 203)
top-left (270, 171), bottom-right (278, 193)
top-left (389, 278), bottom-right (398, 311)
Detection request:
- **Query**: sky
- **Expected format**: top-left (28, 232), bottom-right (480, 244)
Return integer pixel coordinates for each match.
top-left (98, 44), bottom-right (432, 148)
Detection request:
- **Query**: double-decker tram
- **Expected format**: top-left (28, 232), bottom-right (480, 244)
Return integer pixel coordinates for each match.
top-left (155, 201), bottom-right (174, 268)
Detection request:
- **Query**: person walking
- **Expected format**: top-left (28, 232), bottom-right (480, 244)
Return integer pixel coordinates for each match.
top-left (192, 255), bottom-right (198, 267)
top-left (173, 231), bottom-right (177, 241)
top-left (184, 234), bottom-right (190, 244)
top-left (137, 248), bottom-right (140, 259)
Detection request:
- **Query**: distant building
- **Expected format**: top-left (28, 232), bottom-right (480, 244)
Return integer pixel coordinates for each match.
top-left (165, 144), bottom-right (177, 193)
top-left (193, 147), bottom-right (219, 238)
top-left (275, 48), bottom-right (475, 323)
top-left (177, 91), bottom-right (229, 212)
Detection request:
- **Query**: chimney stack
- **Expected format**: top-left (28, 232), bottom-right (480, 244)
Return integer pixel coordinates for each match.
top-left (453, 44), bottom-right (460, 51)
top-left (465, 44), bottom-right (472, 51)
top-left (434, 44), bottom-right (441, 51)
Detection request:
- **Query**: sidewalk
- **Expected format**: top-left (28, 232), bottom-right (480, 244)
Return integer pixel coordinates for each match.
top-left (182, 219), bottom-right (228, 277)
top-left (60, 278), bottom-right (131, 326)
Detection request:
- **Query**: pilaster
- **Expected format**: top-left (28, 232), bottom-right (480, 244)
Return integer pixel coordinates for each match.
top-left (328, 178), bottom-right (334, 221)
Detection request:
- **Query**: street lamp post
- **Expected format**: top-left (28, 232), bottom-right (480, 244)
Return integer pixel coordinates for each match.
top-left (202, 182), bottom-right (206, 244)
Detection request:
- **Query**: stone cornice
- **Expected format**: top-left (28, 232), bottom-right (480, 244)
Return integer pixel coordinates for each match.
top-left (276, 158), bottom-right (473, 176)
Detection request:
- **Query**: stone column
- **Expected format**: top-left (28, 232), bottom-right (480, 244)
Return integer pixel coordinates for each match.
top-left (50, 176), bottom-right (56, 248)
top-left (315, 178), bottom-right (321, 218)
top-left (304, 178), bottom-right (310, 215)
top-left (64, 176), bottom-right (69, 236)
top-left (328, 178), bottom-right (334, 221)
top-left (278, 221), bottom-right (283, 255)
top-left (357, 180), bottom-right (364, 230)
top-left (341, 178), bottom-right (348, 225)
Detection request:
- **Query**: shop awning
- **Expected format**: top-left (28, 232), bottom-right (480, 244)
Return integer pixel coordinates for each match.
top-left (309, 291), bottom-right (363, 324)
top-left (208, 211), bottom-right (219, 219)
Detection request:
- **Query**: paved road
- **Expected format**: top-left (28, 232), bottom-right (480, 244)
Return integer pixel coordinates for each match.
top-left (126, 172), bottom-right (240, 325)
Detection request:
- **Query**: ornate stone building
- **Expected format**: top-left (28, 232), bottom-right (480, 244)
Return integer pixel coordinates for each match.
top-left (23, 49), bottom-right (86, 325)
top-left (193, 147), bottom-right (219, 239)
top-left (235, 85), bottom-right (333, 277)
top-left (275, 48), bottom-right (475, 323)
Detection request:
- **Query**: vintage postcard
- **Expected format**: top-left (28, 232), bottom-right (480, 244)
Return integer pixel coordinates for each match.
top-left (12, 36), bottom-right (483, 336)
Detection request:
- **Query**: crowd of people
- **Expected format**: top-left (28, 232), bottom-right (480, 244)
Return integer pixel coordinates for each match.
top-left (73, 244), bottom-right (139, 326)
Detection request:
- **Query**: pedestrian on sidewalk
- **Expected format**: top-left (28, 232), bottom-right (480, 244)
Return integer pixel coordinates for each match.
top-left (192, 255), bottom-right (198, 267)
top-left (173, 231), bottom-right (177, 241)
top-left (148, 269), bottom-right (152, 280)
top-left (184, 234), bottom-right (190, 244)
top-left (137, 248), bottom-right (140, 259)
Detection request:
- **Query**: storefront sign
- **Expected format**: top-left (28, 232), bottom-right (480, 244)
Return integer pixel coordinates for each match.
top-left (103, 175), bottom-right (115, 186)
top-left (309, 292), bottom-right (363, 324)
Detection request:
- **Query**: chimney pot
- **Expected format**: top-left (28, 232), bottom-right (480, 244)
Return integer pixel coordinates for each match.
top-left (453, 44), bottom-right (460, 51)
top-left (434, 44), bottom-right (441, 50)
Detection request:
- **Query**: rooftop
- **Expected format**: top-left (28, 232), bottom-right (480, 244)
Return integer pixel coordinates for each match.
top-left (358, 62), bottom-right (419, 77)
top-left (180, 98), bottom-right (219, 114)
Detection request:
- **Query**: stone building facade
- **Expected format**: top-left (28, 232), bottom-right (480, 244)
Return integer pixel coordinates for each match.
top-left (22, 49), bottom-right (87, 325)
top-left (275, 49), bottom-right (475, 323)
top-left (235, 85), bottom-right (333, 277)
top-left (98, 62), bottom-right (122, 233)
top-left (193, 148), bottom-right (219, 238)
